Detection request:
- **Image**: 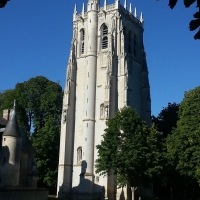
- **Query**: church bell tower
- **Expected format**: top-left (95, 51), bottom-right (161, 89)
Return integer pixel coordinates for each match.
top-left (57, 0), bottom-right (151, 199)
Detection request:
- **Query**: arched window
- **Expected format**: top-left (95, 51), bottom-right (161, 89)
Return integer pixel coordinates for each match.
top-left (100, 103), bottom-right (104, 119)
top-left (77, 147), bottom-right (82, 163)
top-left (80, 29), bottom-right (85, 54)
top-left (128, 31), bottom-right (131, 53)
top-left (134, 35), bottom-right (137, 56)
top-left (101, 25), bottom-right (108, 49)
top-left (123, 26), bottom-right (126, 36)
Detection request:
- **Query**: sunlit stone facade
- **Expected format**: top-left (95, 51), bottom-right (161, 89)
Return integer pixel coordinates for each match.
top-left (57, 0), bottom-right (151, 199)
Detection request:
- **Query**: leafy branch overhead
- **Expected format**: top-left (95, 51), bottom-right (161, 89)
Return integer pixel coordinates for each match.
top-left (169, 0), bottom-right (200, 39)
top-left (0, 0), bottom-right (9, 8)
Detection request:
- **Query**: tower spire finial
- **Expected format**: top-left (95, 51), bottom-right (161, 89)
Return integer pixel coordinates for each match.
top-left (134, 7), bottom-right (137, 18)
top-left (140, 12), bottom-right (144, 23)
top-left (115, 0), bottom-right (119, 8)
top-left (73, 4), bottom-right (77, 21)
top-left (104, 0), bottom-right (107, 10)
top-left (124, 0), bottom-right (127, 9)
top-left (74, 4), bottom-right (77, 14)
top-left (129, 3), bottom-right (132, 13)
top-left (82, 2), bottom-right (85, 17)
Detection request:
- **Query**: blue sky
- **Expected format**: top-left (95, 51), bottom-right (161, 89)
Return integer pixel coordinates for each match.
top-left (0, 0), bottom-right (199, 116)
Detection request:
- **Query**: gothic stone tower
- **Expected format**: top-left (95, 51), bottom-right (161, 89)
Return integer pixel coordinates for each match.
top-left (57, 0), bottom-right (151, 199)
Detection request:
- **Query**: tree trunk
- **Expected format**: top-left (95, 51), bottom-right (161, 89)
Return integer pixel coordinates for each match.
top-left (131, 187), bottom-right (135, 200)
top-left (184, 185), bottom-right (186, 200)
top-left (138, 186), bottom-right (141, 200)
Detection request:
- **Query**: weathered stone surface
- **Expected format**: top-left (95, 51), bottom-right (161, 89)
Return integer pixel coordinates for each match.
top-left (57, 1), bottom-right (151, 199)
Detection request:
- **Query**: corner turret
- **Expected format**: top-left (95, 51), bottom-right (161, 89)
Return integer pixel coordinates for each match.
top-left (1, 100), bottom-right (22, 187)
top-left (87, 0), bottom-right (99, 11)
top-left (3, 100), bottom-right (21, 138)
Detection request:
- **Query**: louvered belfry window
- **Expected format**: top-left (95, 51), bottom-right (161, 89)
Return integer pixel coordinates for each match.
top-left (81, 29), bottom-right (85, 54)
top-left (134, 35), bottom-right (137, 56)
top-left (102, 25), bottom-right (108, 49)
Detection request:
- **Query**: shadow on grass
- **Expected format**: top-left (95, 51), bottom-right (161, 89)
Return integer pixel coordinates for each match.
top-left (48, 195), bottom-right (65, 200)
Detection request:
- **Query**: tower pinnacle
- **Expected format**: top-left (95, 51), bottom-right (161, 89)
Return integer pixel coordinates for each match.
top-left (124, 0), bottom-right (127, 9)
top-left (134, 7), bottom-right (137, 18)
top-left (82, 2), bottom-right (85, 17)
top-left (140, 12), bottom-right (144, 23)
top-left (73, 4), bottom-right (77, 21)
top-left (129, 3), bottom-right (132, 13)
top-left (104, 0), bottom-right (107, 10)
top-left (73, 4), bottom-right (77, 14)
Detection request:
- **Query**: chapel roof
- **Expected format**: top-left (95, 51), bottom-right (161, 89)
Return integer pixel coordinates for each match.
top-left (3, 101), bottom-right (21, 138)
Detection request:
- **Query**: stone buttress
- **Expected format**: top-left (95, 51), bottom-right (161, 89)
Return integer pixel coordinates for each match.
top-left (57, 0), bottom-right (151, 199)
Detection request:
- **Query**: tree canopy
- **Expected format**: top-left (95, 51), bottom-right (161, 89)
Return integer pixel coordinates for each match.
top-left (0, 76), bottom-right (63, 188)
top-left (166, 87), bottom-right (200, 198)
top-left (152, 102), bottom-right (179, 138)
top-left (96, 107), bottom-right (166, 198)
top-left (167, 87), bottom-right (200, 181)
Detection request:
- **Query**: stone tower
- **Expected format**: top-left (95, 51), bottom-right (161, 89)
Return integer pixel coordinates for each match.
top-left (57, 0), bottom-right (151, 199)
top-left (1, 101), bottom-right (22, 187)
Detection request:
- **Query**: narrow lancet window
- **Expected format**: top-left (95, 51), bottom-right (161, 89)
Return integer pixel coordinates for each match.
top-left (128, 30), bottom-right (131, 53)
top-left (77, 147), bottom-right (82, 163)
top-left (100, 104), bottom-right (104, 119)
top-left (101, 25), bottom-right (108, 49)
top-left (81, 29), bottom-right (85, 54)
top-left (134, 35), bottom-right (137, 56)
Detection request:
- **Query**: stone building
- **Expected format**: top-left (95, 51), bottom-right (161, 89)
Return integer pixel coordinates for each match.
top-left (0, 102), bottom-right (37, 188)
top-left (57, 0), bottom-right (151, 199)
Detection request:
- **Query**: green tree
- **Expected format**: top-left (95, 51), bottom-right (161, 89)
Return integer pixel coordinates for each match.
top-left (152, 103), bottom-right (181, 199)
top-left (96, 107), bottom-right (166, 199)
top-left (168, 0), bottom-right (200, 39)
top-left (0, 76), bottom-right (63, 189)
top-left (167, 86), bottom-right (200, 199)
top-left (146, 125), bottom-right (167, 183)
top-left (152, 102), bottom-right (179, 138)
top-left (0, 0), bottom-right (9, 8)
top-left (0, 89), bottom-right (16, 115)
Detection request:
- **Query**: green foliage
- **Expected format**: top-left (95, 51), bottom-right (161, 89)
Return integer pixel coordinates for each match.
top-left (152, 102), bottom-right (179, 137)
top-left (0, 76), bottom-right (63, 187)
top-left (146, 125), bottom-right (167, 182)
top-left (0, 90), bottom-right (16, 116)
top-left (167, 87), bottom-right (200, 185)
top-left (168, 0), bottom-right (200, 39)
top-left (96, 107), bottom-right (166, 190)
top-left (196, 167), bottom-right (200, 186)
